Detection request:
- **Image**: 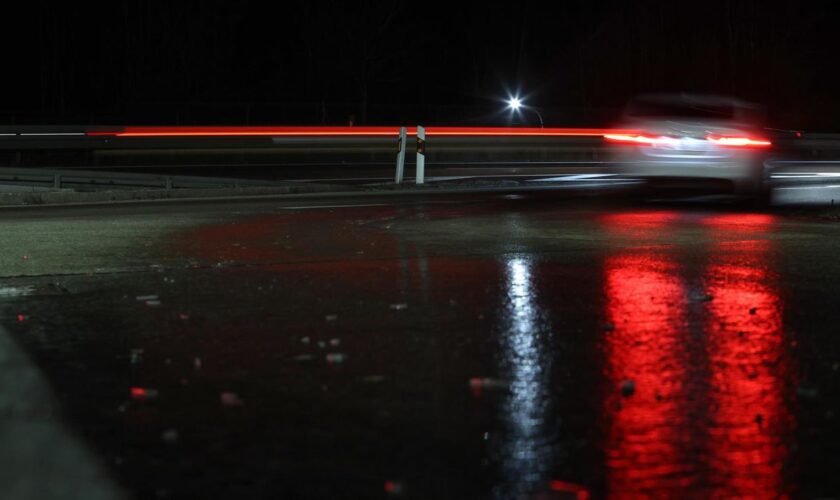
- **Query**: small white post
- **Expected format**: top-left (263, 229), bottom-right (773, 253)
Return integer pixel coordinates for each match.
top-left (416, 125), bottom-right (426, 184)
top-left (395, 127), bottom-right (407, 184)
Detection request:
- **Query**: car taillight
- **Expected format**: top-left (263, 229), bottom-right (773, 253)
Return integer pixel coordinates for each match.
top-left (603, 133), bottom-right (679, 146)
top-left (604, 132), bottom-right (772, 148)
top-left (705, 135), bottom-right (771, 147)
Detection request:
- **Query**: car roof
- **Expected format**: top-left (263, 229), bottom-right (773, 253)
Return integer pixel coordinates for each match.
top-left (630, 93), bottom-right (758, 110)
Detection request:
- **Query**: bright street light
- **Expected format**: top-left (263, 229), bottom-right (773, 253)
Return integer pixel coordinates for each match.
top-left (506, 95), bottom-right (543, 128)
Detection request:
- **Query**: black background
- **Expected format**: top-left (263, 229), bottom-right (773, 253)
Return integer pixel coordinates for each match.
top-left (1, 1), bottom-right (836, 129)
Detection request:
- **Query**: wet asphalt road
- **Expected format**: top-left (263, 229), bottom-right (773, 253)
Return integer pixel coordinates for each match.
top-left (1, 192), bottom-right (840, 499)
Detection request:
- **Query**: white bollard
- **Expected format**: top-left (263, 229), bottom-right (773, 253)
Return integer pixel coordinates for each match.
top-left (395, 127), bottom-right (407, 184)
top-left (416, 125), bottom-right (426, 184)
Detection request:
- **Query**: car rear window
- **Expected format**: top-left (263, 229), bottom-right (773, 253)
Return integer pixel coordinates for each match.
top-left (626, 100), bottom-right (736, 120)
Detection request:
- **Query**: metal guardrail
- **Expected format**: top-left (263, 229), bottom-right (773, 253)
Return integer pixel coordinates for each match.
top-left (0, 126), bottom-right (839, 191)
top-left (0, 128), bottom-right (610, 175)
top-left (0, 167), bottom-right (291, 191)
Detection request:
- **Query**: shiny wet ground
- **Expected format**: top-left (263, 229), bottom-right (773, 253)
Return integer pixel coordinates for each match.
top-left (1, 194), bottom-right (840, 499)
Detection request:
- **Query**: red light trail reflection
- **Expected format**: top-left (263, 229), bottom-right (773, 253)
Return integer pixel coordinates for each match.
top-left (704, 228), bottom-right (792, 498)
top-left (603, 251), bottom-right (692, 497)
top-left (601, 211), bottom-right (793, 498)
top-left (599, 211), bottom-right (680, 236)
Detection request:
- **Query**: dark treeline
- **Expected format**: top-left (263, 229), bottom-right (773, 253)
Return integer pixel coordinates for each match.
top-left (0, 1), bottom-right (833, 129)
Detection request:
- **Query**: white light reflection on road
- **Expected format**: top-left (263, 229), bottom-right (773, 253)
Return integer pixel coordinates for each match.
top-left (495, 256), bottom-right (553, 499)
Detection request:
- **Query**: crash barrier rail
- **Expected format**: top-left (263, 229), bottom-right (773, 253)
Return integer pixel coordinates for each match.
top-left (0, 167), bottom-right (290, 191)
top-left (0, 126), bottom-right (837, 189)
top-left (0, 126), bottom-right (614, 187)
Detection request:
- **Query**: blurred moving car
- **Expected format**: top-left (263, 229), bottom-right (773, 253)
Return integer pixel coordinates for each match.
top-left (606, 94), bottom-right (772, 196)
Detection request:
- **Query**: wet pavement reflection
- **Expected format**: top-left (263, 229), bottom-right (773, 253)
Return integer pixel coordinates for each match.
top-left (0, 197), bottom-right (835, 498)
top-left (599, 212), bottom-right (795, 498)
top-left (603, 251), bottom-right (691, 497)
top-left (702, 218), bottom-right (793, 499)
top-left (495, 257), bottom-right (553, 499)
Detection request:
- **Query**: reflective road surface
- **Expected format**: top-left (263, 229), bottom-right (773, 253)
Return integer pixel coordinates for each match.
top-left (0, 193), bottom-right (839, 499)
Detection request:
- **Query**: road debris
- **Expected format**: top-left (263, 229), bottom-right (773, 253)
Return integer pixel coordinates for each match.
top-left (162, 429), bottom-right (179, 444)
top-left (130, 349), bottom-right (144, 364)
top-left (469, 377), bottom-right (508, 397)
top-left (384, 480), bottom-right (404, 495)
top-left (326, 353), bottom-right (347, 364)
top-left (549, 480), bottom-right (590, 499)
top-left (220, 392), bottom-right (244, 407)
top-left (797, 385), bottom-right (819, 399)
top-left (130, 387), bottom-right (159, 401)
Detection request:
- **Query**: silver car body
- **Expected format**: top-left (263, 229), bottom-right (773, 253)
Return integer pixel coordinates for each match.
top-left (607, 94), bottom-right (770, 193)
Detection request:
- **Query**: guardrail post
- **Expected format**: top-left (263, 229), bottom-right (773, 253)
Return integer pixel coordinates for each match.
top-left (53, 175), bottom-right (61, 189)
top-left (395, 127), bottom-right (407, 184)
top-left (416, 125), bottom-right (426, 184)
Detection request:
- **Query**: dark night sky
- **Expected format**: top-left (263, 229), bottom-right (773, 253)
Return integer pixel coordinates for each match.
top-left (1, 1), bottom-right (838, 129)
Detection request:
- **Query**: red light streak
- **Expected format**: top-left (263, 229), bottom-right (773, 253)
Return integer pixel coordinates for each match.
top-left (86, 126), bottom-right (620, 138)
top-left (421, 127), bottom-right (612, 137)
top-left (88, 126), bottom-right (400, 137)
